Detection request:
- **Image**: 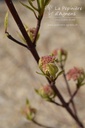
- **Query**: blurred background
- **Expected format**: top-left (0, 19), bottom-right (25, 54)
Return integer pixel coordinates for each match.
top-left (0, 0), bottom-right (85, 128)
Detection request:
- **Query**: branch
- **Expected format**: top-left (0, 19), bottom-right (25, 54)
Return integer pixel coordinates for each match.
top-left (32, 119), bottom-right (55, 128)
top-left (33, 18), bottom-right (42, 46)
top-left (50, 99), bottom-right (64, 107)
top-left (50, 82), bottom-right (84, 128)
top-left (60, 64), bottom-right (77, 116)
top-left (5, 32), bottom-right (28, 49)
top-left (5, 0), bottom-right (33, 48)
top-left (68, 88), bottom-right (79, 105)
top-left (5, 0), bottom-right (40, 63)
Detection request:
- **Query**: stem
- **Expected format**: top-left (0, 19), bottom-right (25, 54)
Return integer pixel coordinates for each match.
top-left (5, 32), bottom-right (28, 49)
top-left (61, 65), bottom-right (77, 116)
top-left (32, 119), bottom-right (55, 128)
top-left (5, 0), bottom-right (40, 63)
top-left (5, 0), bottom-right (32, 48)
top-left (50, 99), bottom-right (64, 107)
top-left (33, 17), bottom-right (42, 46)
top-left (68, 88), bottom-right (79, 105)
top-left (50, 82), bottom-right (84, 128)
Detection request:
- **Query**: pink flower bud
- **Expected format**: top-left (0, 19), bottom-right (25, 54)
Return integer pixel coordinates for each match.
top-left (52, 48), bottom-right (67, 57)
top-left (67, 67), bottom-right (84, 81)
top-left (52, 48), bottom-right (67, 62)
top-left (39, 55), bottom-right (58, 80)
top-left (37, 85), bottom-right (55, 100)
top-left (28, 27), bottom-right (36, 42)
top-left (23, 104), bottom-right (36, 120)
top-left (39, 55), bottom-right (55, 67)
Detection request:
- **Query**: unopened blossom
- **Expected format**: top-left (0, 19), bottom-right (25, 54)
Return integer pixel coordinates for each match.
top-left (23, 105), bottom-right (36, 120)
top-left (39, 55), bottom-right (55, 72)
top-left (27, 27), bottom-right (36, 41)
top-left (39, 55), bottom-right (58, 79)
top-left (38, 85), bottom-right (55, 99)
top-left (39, 56), bottom-right (52, 71)
top-left (39, 55), bottom-right (55, 66)
top-left (41, 85), bottom-right (53, 96)
top-left (67, 67), bottom-right (84, 81)
top-left (29, 28), bottom-right (36, 36)
top-left (52, 48), bottom-right (67, 61)
top-left (52, 48), bottom-right (67, 56)
top-left (23, 106), bottom-right (31, 116)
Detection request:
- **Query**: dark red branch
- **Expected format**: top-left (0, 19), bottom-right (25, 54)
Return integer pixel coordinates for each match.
top-left (32, 119), bottom-right (55, 128)
top-left (61, 65), bottom-right (77, 116)
top-left (33, 18), bottom-right (42, 46)
top-left (5, 0), bottom-right (32, 48)
top-left (5, 0), bottom-right (40, 63)
top-left (5, 32), bottom-right (28, 49)
top-left (68, 88), bottom-right (79, 105)
top-left (50, 100), bottom-right (64, 107)
top-left (50, 82), bottom-right (84, 128)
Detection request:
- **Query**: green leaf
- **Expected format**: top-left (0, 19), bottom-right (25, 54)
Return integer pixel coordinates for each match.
top-left (27, 113), bottom-right (33, 120)
top-left (35, 89), bottom-right (39, 94)
top-left (38, 0), bottom-right (44, 9)
top-left (28, 0), bottom-right (38, 11)
top-left (55, 70), bottom-right (64, 80)
top-left (36, 71), bottom-right (51, 80)
top-left (44, 0), bottom-right (51, 6)
top-left (20, 2), bottom-right (37, 18)
top-left (37, 0), bottom-right (40, 10)
top-left (4, 11), bottom-right (8, 32)
top-left (36, 33), bottom-right (40, 43)
top-left (17, 32), bottom-right (26, 43)
top-left (26, 99), bottom-right (30, 105)
top-left (80, 83), bottom-right (85, 86)
top-left (47, 63), bottom-right (58, 77)
top-left (36, 71), bottom-right (44, 75)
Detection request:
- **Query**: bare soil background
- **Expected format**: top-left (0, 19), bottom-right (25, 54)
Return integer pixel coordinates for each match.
top-left (0, 0), bottom-right (85, 128)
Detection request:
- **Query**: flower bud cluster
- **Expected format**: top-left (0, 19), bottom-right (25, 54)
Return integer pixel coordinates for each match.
top-left (23, 99), bottom-right (36, 120)
top-left (39, 55), bottom-right (58, 81)
top-left (36, 85), bottom-right (55, 101)
top-left (18, 25), bottom-right (39, 43)
top-left (28, 27), bottom-right (36, 42)
top-left (52, 48), bottom-right (67, 65)
top-left (67, 67), bottom-right (85, 88)
top-left (38, 49), bottom-right (67, 81)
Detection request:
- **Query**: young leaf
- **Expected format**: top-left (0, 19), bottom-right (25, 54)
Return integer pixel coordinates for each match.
top-left (54, 70), bottom-right (64, 81)
top-left (20, 2), bottom-right (37, 18)
top-left (4, 11), bottom-right (8, 32)
top-left (28, 0), bottom-right (38, 11)
top-left (37, 0), bottom-right (40, 10)
top-left (38, 0), bottom-right (44, 9)
top-left (26, 98), bottom-right (30, 105)
top-left (17, 32), bottom-right (26, 43)
top-left (44, 0), bottom-right (51, 6)
top-left (35, 89), bottom-right (40, 95)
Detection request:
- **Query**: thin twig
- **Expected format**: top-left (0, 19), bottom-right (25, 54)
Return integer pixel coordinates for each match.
top-left (68, 88), bottom-right (79, 105)
top-left (60, 64), bottom-right (77, 116)
top-left (5, 32), bottom-right (28, 49)
top-left (33, 18), bottom-right (42, 46)
top-left (32, 119), bottom-right (55, 128)
top-left (50, 99), bottom-right (64, 107)
top-left (5, 0), bottom-right (40, 63)
top-left (50, 82), bottom-right (84, 128)
top-left (5, 0), bottom-right (33, 48)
